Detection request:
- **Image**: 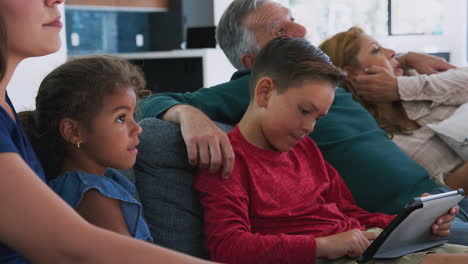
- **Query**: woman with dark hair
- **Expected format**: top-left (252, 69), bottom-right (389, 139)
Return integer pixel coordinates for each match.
top-left (0, 1), bottom-right (215, 263)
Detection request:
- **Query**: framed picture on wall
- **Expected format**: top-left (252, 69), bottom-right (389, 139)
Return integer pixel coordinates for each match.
top-left (388, 0), bottom-right (443, 35)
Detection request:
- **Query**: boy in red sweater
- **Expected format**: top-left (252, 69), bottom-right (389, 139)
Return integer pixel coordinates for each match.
top-left (195, 37), bottom-right (467, 264)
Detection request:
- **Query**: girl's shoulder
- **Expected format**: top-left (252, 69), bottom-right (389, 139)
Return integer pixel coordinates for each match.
top-left (48, 169), bottom-right (137, 208)
top-left (103, 169), bottom-right (136, 195)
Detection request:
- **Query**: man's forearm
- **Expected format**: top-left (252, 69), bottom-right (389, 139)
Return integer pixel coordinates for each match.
top-left (161, 104), bottom-right (193, 124)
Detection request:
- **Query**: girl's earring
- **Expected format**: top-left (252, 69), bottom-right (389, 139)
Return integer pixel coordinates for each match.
top-left (76, 140), bottom-right (80, 148)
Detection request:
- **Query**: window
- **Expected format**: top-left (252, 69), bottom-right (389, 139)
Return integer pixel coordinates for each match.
top-left (389, 0), bottom-right (443, 35)
top-left (290, 0), bottom-right (388, 45)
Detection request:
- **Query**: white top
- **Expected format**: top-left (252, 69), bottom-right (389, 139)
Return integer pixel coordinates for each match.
top-left (394, 67), bottom-right (468, 185)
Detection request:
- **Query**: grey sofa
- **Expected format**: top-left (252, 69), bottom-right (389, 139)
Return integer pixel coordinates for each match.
top-left (132, 118), bottom-right (233, 259)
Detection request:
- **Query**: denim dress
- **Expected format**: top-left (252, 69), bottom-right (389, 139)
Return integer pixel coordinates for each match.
top-left (48, 168), bottom-right (153, 242)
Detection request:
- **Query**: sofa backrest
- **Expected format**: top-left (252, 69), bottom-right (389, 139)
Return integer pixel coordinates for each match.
top-left (134, 118), bottom-right (233, 259)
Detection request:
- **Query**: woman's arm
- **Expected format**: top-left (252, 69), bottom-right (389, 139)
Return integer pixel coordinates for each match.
top-left (0, 153), bottom-right (216, 264)
top-left (397, 52), bottom-right (455, 75)
top-left (398, 67), bottom-right (468, 106)
top-left (352, 66), bottom-right (468, 106)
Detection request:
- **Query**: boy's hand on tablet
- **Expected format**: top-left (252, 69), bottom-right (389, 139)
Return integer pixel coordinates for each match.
top-left (315, 229), bottom-right (378, 259)
top-left (432, 206), bottom-right (459, 237)
top-left (421, 193), bottom-right (459, 237)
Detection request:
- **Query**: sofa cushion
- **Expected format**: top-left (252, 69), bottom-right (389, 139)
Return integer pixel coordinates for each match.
top-left (427, 103), bottom-right (468, 161)
top-left (134, 118), bottom-right (233, 258)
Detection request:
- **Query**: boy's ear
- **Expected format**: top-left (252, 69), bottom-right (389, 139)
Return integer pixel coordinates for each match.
top-left (59, 118), bottom-right (83, 146)
top-left (254, 77), bottom-right (274, 108)
top-left (240, 53), bottom-right (256, 69)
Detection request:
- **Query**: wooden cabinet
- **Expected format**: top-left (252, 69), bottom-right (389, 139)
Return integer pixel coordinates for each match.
top-left (64, 1), bottom-right (234, 93)
top-left (117, 49), bottom-right (236, 93)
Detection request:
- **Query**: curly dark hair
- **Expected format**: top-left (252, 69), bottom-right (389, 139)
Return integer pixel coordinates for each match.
top-left (20, 55), bottom-right (149, 179)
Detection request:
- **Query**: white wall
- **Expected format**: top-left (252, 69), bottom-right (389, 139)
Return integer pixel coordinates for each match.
top-left (10, 1), bottom-right (465, 110)
top-left (213, 0), bottom-right (289, 24)
top-left (213, 0), bottom-right (232, 24)
top-left (7, 5), bottom-right (68, 111)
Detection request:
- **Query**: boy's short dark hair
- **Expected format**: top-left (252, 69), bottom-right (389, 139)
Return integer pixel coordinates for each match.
top-left (249, 37), bottom-right (345, 98)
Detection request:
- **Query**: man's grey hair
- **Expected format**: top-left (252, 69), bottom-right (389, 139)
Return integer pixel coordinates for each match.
top-left (216, 0), bottom-right (272, 70)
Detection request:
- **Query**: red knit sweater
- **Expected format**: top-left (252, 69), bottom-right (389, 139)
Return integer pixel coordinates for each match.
top-left (195, 126), bottom-right (395, 264)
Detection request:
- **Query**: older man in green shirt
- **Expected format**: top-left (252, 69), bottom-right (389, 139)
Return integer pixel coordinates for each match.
top-left (138, 0), bottom-right (452, 216)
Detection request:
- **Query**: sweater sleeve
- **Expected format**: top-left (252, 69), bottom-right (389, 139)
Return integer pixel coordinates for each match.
top-left (195, 167), bottom-right (317, 264)
top-left (322, 162), bottom-right (395, 229)
top-left (136, 71), bottom-right (251, 124)
top-left (398, 67), bottom-right (468, 106)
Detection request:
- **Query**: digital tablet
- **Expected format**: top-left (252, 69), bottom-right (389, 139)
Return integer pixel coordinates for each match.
top-left (357, 189), bottom-right (465, 263)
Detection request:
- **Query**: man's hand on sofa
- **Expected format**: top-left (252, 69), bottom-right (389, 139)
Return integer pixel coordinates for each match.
top-left (352, 65), bottom-right (399, 103)
top-left (397, 52), bottom-right (455, 75)
top-left (162, 104), bottom-right (234, 179)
